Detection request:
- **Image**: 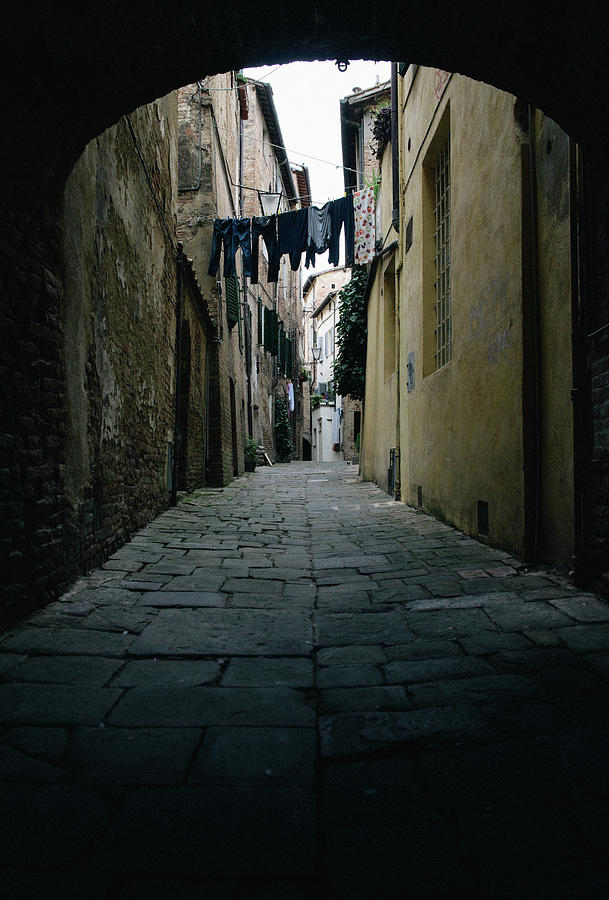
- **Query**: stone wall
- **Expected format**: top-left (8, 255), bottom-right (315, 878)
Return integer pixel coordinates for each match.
top-left (0, 204), bottom-right (68, 624)
top-left (60, 95), bottom-right (180, 579)
top-left (0, 93), bottom-right (185, 624)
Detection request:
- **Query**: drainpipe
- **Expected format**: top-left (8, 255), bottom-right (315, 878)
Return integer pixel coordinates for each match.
top-left (391, 62), bottom-right (400, 233)
top-left (394, 265), bottom-right (401, 501)
top-left (569, 140), bottom-right (589, 582)
top-left (172, 243), bottom-right (185, 506)
top-left (522, 106), bottom-right (542, 561)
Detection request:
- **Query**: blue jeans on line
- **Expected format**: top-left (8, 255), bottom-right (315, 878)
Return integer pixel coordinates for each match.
top-left (208, 217), bottom-right (252, 278)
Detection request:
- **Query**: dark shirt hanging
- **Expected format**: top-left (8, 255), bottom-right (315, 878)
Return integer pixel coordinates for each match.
top-left (277, 208), bottom-right (309, 271)
top-left (305, 201), bottom-right (333, 268)
top-left (251, 215), bottom-right (280, 284)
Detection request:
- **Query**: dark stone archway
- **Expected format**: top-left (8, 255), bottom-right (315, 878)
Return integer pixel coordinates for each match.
top-left (2, 2), bottom-right (609, 617)
top-left (1, 3), bottom-right (608, 202)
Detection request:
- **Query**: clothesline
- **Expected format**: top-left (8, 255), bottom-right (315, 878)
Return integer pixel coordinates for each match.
top-left (212, 120), bottom-right (365, 179)
top-left (208, 185), bottom-right (377, 285)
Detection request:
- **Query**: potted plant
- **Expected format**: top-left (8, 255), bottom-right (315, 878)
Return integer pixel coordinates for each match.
top-left (310, 394), bottom-right (322, 409)
top-left (244, 437), bottom-right (258, 472)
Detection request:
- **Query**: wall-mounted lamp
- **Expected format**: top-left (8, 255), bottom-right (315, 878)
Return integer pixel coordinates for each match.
top-left (311, 345), bottom-right (322, 362)
top-left (258, 190), bottom-right (282, 216)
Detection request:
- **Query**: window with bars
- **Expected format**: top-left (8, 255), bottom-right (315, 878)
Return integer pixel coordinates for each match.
top-left (433, 136), bottom-right (451, 368)
top-left (423, 108), bottom-right (451, 376)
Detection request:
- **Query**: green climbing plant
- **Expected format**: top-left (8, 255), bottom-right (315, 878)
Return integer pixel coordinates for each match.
top-left (274, 393), bottom-right (292, 462)
top-left (333, 265), bottom-right (368, 401)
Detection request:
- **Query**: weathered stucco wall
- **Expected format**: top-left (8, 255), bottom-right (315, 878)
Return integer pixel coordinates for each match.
top-left (397, 70), bottom-right (525, 551)
top-left (534, 113), bottom-right (575, 565)
top-left (361, 148), bottom-right (398, 488)
top-left (362, 67), bottom-right (574, 565)
top-left (60, 93), bottom-right (179, 575)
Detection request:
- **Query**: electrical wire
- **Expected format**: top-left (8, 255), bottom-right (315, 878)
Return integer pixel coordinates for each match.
top-left (213, 119), bottom-right (365, 181)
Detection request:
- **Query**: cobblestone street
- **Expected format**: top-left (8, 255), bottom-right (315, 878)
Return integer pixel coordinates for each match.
top-left (1, 461), bottom-right (609, 897)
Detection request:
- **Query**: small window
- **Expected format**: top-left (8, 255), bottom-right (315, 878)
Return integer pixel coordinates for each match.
top-left (422, 107), bottom-right (451, 375)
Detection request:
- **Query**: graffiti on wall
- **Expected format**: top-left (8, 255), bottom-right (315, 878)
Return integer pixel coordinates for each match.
top-left (434, 70), bottom-right (450, 100)
top-left (468, 273), bottom-right (515, 366)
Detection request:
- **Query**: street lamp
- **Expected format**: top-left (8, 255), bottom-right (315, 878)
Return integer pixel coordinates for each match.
top-left (257, 190), bottom-right (283, 216)
top-left (310, 344), bottom-right (322, 395)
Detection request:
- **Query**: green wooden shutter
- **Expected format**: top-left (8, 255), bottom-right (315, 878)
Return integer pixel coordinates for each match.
top-left (278, 322), bottom-right (285, 370)
top-left (225, 274), bottom-right (240, 326)
top-left (286, 337), bottom-right (293, 375)
top-left (257, 298), bottom-right (263, 345)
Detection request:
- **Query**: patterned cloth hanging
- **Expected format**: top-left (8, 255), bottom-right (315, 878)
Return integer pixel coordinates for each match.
top-left (353, 186), bottom-right (376, 264)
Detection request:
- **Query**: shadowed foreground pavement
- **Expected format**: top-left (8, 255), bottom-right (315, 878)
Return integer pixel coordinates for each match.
top-left (1, 462), bottom-right (609, 898)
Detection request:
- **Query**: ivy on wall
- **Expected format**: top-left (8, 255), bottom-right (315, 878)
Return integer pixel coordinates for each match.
top-left (274, 392), bottom-right (292, 462)
top-left (333, 265), bottom-right (368, 401)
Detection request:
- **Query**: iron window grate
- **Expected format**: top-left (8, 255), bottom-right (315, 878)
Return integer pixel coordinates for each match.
top-left (434, 136), bottom-right (451, 369)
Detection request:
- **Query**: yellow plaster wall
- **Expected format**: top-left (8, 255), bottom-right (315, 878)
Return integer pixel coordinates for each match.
top-left (361, 149), bottom-right (398, 489)
top-left (534, 113), bottom-right (575, 564)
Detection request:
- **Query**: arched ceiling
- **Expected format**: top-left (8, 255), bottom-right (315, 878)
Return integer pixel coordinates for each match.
top-left (2, 2), bottom-right (607, 203)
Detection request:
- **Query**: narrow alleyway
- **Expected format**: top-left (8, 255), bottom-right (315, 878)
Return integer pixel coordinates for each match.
top-left (1, 462), bottom-right (608, 898)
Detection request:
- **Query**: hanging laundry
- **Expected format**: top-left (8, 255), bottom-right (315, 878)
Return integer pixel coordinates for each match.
top-left (287, 381), bottom-right (294, 412)
top-left (328, 192), bottom-right (355, 267)
top-left (251, 215), bottom-right (280, 284)
top-left (208, 217), bottom-right (252, 277)
top-left (277, 208), bottom-right (309, 270)
top-left (332, 408), bottom-right (341, 446)
top-left (305, 201), bottom-right (332, 268)
top-left (353, 186), bottom-right (376, 265)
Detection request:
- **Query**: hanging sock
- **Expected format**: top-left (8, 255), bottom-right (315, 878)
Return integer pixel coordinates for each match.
top-left (208, 218), bottom-right (252, 277)
top-left (353, 187), bottom-right (376, 265)
top-left (251, 215), bottom-right (280, 283)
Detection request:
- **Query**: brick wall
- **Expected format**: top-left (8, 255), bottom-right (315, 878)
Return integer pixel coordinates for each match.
top-left (0, 204), bottom-right (68, 624)
top-left (0, 94), bottom-right (183, 625)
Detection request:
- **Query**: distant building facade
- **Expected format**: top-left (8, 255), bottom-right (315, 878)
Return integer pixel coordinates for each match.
top-left (177, 74), bottom-right (307, 472)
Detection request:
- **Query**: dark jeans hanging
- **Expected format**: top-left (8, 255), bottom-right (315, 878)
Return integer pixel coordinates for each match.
top-left (208, 217), bottom-right (252, 278)
top-left (251, 215), bottom-right (280, 283)
top-left (328, 193), bottom-right (355, 266)
top-left (277, 208), bottom-right (309, 270)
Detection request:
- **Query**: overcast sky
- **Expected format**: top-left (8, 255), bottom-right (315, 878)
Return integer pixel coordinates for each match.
top-left (243, 60), bottom-right (391, 205)
top-left (242, 60), bottom-right (390, 272)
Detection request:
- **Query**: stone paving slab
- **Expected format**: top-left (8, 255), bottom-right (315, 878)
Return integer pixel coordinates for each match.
top-left (1, 461), bottom-right (609, 895)
top-left (130, 608), bottom-right (312, 656)
top-left (107, 686), bottom-right (315, 727)
top-left (67, 726), bottom-right (203, 785)
top-left (138, 590), bottom-right (227, 608)
top-left (0, 626), bottom-right (135, 657)
top-left (221, 657), bottom-right (313, 687)
top-left (0, 682), bottom-right (122, 726)
top-left (6, 655), bottom-right (122, 686)
top-left (187, 726), bottom-right (316, 786)
top-left (111, 659), bottom-right (221, 687)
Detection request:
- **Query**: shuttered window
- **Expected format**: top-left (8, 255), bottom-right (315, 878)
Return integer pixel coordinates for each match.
top-left (257, 297), bottom-right (263, 345)
top-left (264, 307), bottom-right (278, 355)
top-left (278, 322), bottom-right (285, 370)
top-left (225, 274), bottom-right (240, 327)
